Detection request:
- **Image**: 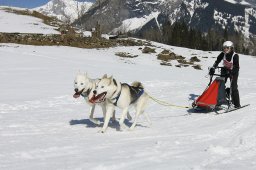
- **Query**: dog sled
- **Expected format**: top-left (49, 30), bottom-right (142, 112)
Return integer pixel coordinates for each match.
top-left (192, 67), bottom-right (249, 114)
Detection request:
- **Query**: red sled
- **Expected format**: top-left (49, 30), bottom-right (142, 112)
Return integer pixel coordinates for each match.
top-left (192, 76), bottom-right (229, 111)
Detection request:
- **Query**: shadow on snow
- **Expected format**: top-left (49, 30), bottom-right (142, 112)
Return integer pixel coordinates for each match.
top-left (69, 118), bottom-right (147, 131)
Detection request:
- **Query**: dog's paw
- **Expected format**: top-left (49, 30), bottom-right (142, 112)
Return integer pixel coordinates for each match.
top-left (98, 129), bottom-right (106, 133)
top-left (148, 122), bottom-right (153, 127)
top-left (119, 123), bottom-right (128, 131)
top-left (128, 127), bottom-right (135, 131)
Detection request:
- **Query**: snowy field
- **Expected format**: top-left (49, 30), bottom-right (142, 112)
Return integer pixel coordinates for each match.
top-left (1, 7), bottom-right (256, 170)
top-left (0, 7), bottom-right (59, 34)
top-left (1, 43), bottom-right (256, 170)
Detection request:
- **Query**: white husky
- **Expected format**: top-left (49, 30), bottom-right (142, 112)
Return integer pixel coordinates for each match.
top-left (90, 75), bottom-right (151, 133)
top-left (73, 73), bottom-right (114, 125)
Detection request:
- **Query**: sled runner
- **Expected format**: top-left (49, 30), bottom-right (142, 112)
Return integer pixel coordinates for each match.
top-left (215, 104), bottom-right (250, 114)
top-left (192, 67), bottom-right (249, 113)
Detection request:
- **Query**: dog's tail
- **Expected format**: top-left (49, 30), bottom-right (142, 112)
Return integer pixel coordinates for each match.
top-left (131, 81), bottom-right (144, 89)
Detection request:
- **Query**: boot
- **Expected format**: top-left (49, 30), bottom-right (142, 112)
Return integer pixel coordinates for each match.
top-left (225, 88), bottom-right (230, 99)
top-left (232, 90), bottom-right (241, 108)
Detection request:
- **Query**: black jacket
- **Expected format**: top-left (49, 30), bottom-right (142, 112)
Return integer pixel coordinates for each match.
top-left (213, 51), bottom-right (240, 75)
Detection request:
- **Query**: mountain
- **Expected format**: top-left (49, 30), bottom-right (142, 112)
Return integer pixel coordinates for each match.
top-left (75, 0), bottom-right (256, 37)
top-left (73, 0), bottom-right (182, 33)
top-left (170, 0), bottom-right (256, 38)
top-left (33, 0), bottom-right (93, 23)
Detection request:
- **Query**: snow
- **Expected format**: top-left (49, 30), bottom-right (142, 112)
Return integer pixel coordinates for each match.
top-left (224, 0), bottom-right (238, 4)
top-left (184, 0), bottom-right (209, 18)
top-left (1, 6), bottom-right (256, 170)
top-left (83, 31), bottom-right (92, 37)
top-left (33, 0), bottom-right (93, 22)
top-left (0, 7), bottom-right (59, 34)
top-left (240, 0), bottom-right (250, 6)
top-left (1, 43), bottom-right (256, 170)
top-left (112, 11), bottom-right (160, 33)
top-left (213, 7), bottom-right (256, 38)
top-left (225, 0), bottom-right (255, 6)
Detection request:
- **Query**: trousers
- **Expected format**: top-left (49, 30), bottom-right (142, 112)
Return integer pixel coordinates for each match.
top-left (221, 68), bottom-right (241, 107)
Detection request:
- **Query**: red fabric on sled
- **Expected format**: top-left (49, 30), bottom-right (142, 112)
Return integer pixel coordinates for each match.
top-left (195, 80), bottom-right (219, 108)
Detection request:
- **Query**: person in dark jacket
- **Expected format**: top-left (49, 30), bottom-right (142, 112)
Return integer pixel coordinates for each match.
top-left (209, 41), bottom-right (241, 108)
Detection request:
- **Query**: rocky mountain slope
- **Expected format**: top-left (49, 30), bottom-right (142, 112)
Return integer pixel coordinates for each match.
top-left (74, 0), bottom-right (256, 39)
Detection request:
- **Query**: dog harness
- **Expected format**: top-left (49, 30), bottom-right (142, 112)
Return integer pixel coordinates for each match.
top-left (111, 83), bottom-right (144, 106)
top-left (128, 85), bottom-right (144, 104)
top-left (112, 90), bottom-right (122, 106)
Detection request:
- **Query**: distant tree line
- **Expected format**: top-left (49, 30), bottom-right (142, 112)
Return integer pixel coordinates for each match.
top-left (137, 20), bottom-right (251, 55)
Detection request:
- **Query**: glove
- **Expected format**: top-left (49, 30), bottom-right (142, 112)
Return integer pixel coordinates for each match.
top-left (209, 67), bottom-right (215, 75)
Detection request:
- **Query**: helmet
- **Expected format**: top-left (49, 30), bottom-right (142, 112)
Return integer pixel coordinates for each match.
top-left (223, 41), bottom-right (234, 49)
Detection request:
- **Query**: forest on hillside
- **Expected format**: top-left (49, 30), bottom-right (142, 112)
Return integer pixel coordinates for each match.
top-left (138, 21), bottom-right (256, 55)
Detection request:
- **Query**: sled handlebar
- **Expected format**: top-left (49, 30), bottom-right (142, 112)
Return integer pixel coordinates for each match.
top-left (209, 67), bottom-right (231, 77)
top-left (207, 67), bottom-right (231, 86)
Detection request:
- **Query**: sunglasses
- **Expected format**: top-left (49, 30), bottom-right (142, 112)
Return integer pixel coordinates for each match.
top-left (223, 46), bottom-right (231, 49)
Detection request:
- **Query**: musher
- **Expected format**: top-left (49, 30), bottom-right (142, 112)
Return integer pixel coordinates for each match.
top-left (209, 41), bottom-right (241, 108)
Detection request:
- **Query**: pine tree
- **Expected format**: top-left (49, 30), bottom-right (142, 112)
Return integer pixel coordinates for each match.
top-left (223, 27), bottom-right (228, 41)
top-left (140, 20), bottom-right (250, 55)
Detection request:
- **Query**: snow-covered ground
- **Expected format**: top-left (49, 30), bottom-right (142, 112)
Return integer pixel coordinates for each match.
top-left (1, 43), bottom-right (256, 170)
top-left (1, 7), bottom-right (256, 170)
top-left (0, 7), bottom-right (59, 34)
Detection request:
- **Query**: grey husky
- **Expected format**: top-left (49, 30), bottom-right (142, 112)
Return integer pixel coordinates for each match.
top-left (90, 75), bottom-right (151, 133)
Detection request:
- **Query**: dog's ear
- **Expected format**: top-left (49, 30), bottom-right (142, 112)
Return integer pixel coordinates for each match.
top-left (102, 74), bottom-right (108, 78)
top-left (108, 75), bottom-right (114, 85)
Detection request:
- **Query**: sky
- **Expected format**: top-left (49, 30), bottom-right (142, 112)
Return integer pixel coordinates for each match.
top-left (0, 0), bottom-right (95, 8)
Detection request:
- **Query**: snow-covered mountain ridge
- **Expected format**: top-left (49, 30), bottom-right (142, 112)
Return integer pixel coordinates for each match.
top-left (29, 0), bottom-right (256, 41)
top-left (33, 0), bottom-right (93, 22)
top-left (76, 0), bottom-right (256, 38)
top-left (74, 0), bottom-right (181, 33)
top-left (170, 0), bottom-right (256, 38)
